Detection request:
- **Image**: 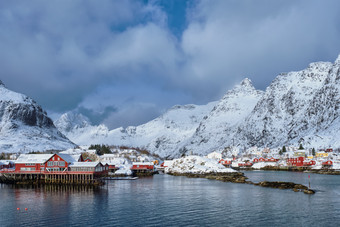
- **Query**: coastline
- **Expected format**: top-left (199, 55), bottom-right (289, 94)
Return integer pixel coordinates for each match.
top-left (231, 166), bottom-right (340, 175)
top-left (167, 171), bottom-right (315, 194)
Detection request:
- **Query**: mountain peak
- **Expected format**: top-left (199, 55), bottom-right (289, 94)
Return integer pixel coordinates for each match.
top-left (229, 78), bottom-right (258, 95)
top-left (0, 80), bottom-right (4, 87)
top-left (240, 78), bottom-right (253, 87)
top-left (335, 54), bottom-right (340, 65)
top-left (54, 112), bottom-right (91, 132)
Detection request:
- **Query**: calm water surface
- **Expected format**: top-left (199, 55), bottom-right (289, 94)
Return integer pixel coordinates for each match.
top-left (0, 171), bottom-right (340, 227)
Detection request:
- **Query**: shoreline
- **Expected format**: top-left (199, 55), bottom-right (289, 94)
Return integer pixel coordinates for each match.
top-left (167, 171), bottom-right (316, 194)
top-left (232, 166), bottom-right (340, 175)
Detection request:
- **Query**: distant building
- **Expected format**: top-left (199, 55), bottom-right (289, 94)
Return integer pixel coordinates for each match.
top-left (316, 152), bottom-right (329, 158)
top-left (294, 150), bottom-right (307, 157)
top-left (287, 157), bottom-right (305, 167)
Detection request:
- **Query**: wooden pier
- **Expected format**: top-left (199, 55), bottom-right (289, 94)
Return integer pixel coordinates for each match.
top-left (0, 171), bottom-right (105, 186)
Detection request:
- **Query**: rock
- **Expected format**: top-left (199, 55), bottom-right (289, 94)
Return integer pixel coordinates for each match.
top-left (257, 181), bottom-right (310, 191)
top-left (294, 184), bottom-right (308, 190)
top-left (303, 189), bottom-right (316, 194)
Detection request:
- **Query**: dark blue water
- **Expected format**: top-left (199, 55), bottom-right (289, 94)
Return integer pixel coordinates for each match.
top-left (1, 171), bottom-right (340, 226)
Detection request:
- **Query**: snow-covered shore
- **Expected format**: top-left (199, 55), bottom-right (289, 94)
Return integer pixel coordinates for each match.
top-left (165, 155), bottom-right (236, 174)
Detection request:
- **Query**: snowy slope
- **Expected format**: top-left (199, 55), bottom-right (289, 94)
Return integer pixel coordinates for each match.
top-left (294, 55), bottom-right (340, 148)
top-left (0, 81), bottom-right (75, 153)
top-left (56, 54), bottom-right (340, 158)
top-left (165, 155), bottom-right (236, 174)
top-left (55, 102), bottom-right (217, 158)
top-left (237, 57), bottom-right (338, 148)
top-left (177, 78), bottom-right (264, 155)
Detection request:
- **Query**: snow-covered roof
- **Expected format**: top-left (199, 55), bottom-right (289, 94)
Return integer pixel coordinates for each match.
top-left (69, 162), bottom-right (102, 168)
top-left (101, 154), bottom-right (116, 157)
top-left (58, 153), bottom-right (78, 163)
top-left (132, 162), bottom-right (154, 165)
top-left (0, 160), bottom-right (14, 165)
top-left (15, 154), bottom-right (54, 164)
top-left (101, 162), bottom-right (119, 166)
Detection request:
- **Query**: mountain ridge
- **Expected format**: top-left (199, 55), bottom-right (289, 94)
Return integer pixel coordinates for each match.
top-left (55, 55), bottom-right (340, 158)
top-left (0, 82), bottom-right (75, 153)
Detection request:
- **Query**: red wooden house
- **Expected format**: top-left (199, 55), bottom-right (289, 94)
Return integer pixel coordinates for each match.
top-left (267, 157), bottom-right (278, 162)
top-left (286, 157), bottom-right (305, 167)
top-left (219, 159), bottom-right (232, 167)
top-left (322, 160), bottom-right (333, 167)
top-left (0, 160), bottom-right (15, 170)
top-left (238, 162), bottom-right (253, 167)
top-left (239, 162), bottom-right (253, 167)
top-left (15, 154), bottom-right (54, 173)
top-left (303, 160), bottom-right (316, 166)
top-left (131, 162), bottom-right (154, 170)
top-left (45, 153), bottom-right (77, 172)
top-left (102, 162), bottom-right (118, 172)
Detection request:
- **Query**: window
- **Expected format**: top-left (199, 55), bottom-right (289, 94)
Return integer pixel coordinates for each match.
top-left (59, 161), bottom-right (65, 167)
top-left (48, 161), bottom-right (53, 166)
top-left (54, 161), bottom-right (58, 166)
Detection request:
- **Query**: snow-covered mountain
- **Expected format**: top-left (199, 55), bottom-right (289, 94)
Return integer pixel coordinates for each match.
top-left (55, 102), bottom-right (217, 158)
top-left (0, 81), bottom-right (75, 153)
top-left (56, 54), bottom-right (340, 158)
top-left (236, 56), bottom-right (340, 149)
top-left (178, 78), bottom-right (264, 155)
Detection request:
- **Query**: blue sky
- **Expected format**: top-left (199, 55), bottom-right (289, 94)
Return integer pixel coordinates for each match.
top-left (1, 0), bottom-right (340, 128)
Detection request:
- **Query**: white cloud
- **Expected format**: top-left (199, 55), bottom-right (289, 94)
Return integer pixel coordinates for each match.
top-left (1, 0), bottom-right (340, 128)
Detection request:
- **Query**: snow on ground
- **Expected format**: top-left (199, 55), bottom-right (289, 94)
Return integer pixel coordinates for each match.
top-left (165, 155), bottom-right (236, 174)
top-left (112, 168), bottom-right (132, 176)
top-left (332, 161), bottom-right (340, 170)
top-left (252, 162), bottom-right (278, 169)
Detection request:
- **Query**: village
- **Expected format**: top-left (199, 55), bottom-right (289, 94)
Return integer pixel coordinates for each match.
top-left (211, 145), bottom-right (340, 170)
top-left (0, 144), bottom-right (339, 185)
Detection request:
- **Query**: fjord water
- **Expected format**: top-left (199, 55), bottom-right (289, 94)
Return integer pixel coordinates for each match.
top-left (1, 172), bottom-right (339, 227)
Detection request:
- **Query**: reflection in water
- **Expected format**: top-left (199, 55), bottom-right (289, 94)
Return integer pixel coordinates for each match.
top-left (0, 172), bottom-right (340, 226)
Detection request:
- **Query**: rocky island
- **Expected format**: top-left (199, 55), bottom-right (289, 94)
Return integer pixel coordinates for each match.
top-left (164, 155), bottom-right (315, 194)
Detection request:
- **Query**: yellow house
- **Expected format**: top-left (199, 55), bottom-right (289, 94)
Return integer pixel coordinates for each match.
top-left (316, 152), bottom-right (328, 158)
top-left (294, 151), bottom-right (307, 157)
top-left (307, 156), bottom-right (314, 159)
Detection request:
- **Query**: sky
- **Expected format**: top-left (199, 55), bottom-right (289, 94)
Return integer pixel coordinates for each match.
top-left (1, 0), bottom-right (340, 128)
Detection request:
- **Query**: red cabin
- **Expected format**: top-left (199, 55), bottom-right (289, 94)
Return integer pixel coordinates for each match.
top-left (15, 154), bottom-right (54, 173)
top-left (286, 157), bottom-right (305, 167)
top-left (238, 162), bottom-right (253, 167)
top-left (220, 159), bottom-right (232, 166)
top-left (245, 162), bottom-right (253, 167)
top-left (303, 160), bottom-right (316, 166)
top-left (131, 162), bottom-right (154, 170)
top-left (44, 154), bottom-right (78, 172)
top-left (253, 158), bottom-right (259, 163)
top-left (326, 148), bottom-right (333, 153)
top-left (268, 157), bottom-right (277, 162)
top-left (259, 157), bottom-right (265, 162)
top-left (322, 160), bottom-right (333, 167)
top-left (14, 153), bottom-right (81, 173)
top-left (0, 160), bottom-right (15, 170)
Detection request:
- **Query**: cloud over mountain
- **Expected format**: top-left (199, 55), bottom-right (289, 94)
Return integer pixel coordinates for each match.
top-left (1, 0), bottom-right (340, 128)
